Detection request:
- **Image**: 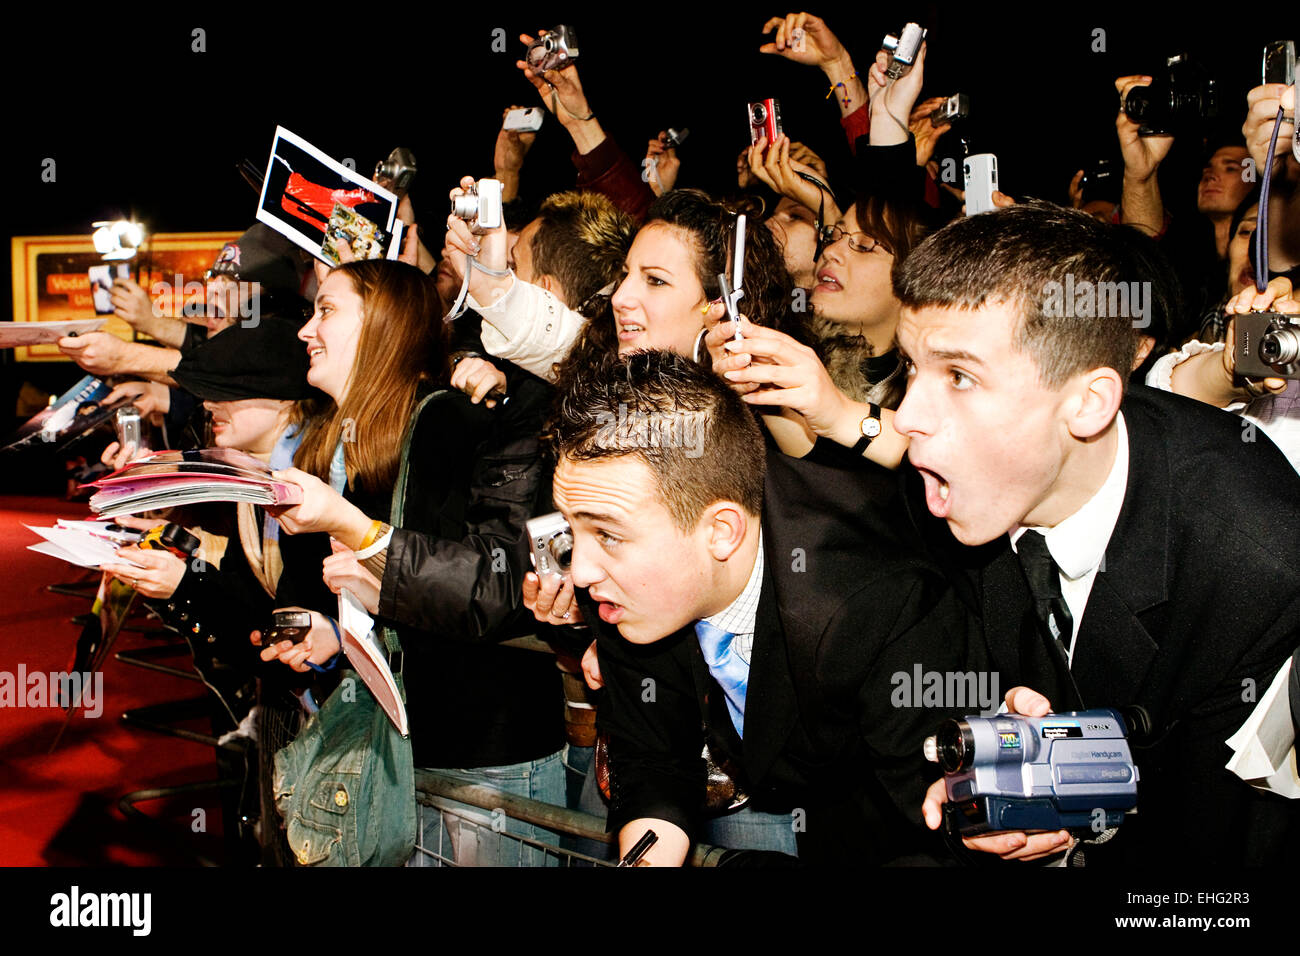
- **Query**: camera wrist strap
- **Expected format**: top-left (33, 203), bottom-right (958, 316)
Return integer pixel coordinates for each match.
top-left (1253, 107), bottom-right (1286, 293)
top-left (443, 255), bottom-right (511, 323)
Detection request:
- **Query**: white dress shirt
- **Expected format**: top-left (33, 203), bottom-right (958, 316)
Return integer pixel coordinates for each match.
top-left (1009, 413), bottom-right (1130, 665)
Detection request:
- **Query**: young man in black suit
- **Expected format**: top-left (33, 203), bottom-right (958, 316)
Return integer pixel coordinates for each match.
top-left (893, 201), bottom-right (1300, 866)
top-left (540, 349), bottom-right (975, 866)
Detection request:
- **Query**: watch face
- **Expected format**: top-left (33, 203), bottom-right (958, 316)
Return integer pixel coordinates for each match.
top-left (862, 418), bottom-right (882, 438)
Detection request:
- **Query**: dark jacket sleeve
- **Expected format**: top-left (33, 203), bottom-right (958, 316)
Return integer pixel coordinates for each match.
top-left (572, 137), bottom-right (656, 223)
top-left (377, 380), bottom-right (549, 642)
top-left (592, 616), bottom-right (706, 839)
top-left (851, 134), bottom-right (929, 207)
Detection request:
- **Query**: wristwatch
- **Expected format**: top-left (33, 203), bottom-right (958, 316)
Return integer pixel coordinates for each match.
top-left (851, 403), bottom-right (882, 456)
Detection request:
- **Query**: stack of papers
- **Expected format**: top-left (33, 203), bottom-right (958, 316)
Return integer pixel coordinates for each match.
top-left (27, 521), bottom-right (145, 569)
top-left (1226, 658), bottom-right (1300, 798)
top-left (0, 320), bottom-right (106, 348)
top-left (85, 448), bottom-right (303, 518)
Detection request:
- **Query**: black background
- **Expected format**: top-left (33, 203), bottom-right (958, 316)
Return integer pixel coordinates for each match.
top-left (0, 2), bottom-right (1289, 405)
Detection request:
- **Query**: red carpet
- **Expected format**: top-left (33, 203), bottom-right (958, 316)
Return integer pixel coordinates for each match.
top-left (0, 496), bottom-right (229, 866)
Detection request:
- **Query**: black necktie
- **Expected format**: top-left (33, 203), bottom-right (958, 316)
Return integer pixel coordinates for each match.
top-left (1015, 530), bottom-right (1083, 711)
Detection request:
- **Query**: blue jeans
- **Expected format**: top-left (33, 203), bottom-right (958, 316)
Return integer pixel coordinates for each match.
top-left (407, 750), bottom-right (566, 867)
top-left (701, 805), bottom-right (799, 856)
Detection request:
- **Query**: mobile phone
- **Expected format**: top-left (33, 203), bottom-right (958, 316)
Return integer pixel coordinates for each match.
top-left (264, 610), bottom-right (313, 646)
top-left (503, 107), bottom-right (545, 132)
top-left (963, 153), bottom-right (999, 216)
top-left (723, 214), bottom-right (747, 340)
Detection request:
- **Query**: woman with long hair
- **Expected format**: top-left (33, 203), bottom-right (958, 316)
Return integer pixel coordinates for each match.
top-left (259, 258), bottom-right (565, 866)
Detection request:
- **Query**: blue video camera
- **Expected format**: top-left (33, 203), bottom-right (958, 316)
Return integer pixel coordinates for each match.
top-left (923, 708), bottom-right (1139, 837)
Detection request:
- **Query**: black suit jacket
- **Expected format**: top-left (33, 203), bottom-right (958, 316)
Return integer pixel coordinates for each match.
top-left (963, 386), bottom-right (1300, 865)
top-left (592, 451), bottom-right (978, 865)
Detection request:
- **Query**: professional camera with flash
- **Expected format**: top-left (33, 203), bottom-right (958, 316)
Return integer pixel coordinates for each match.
top-left (527, 25), bottom-right (579, 73)
top-left (1234, 312), bottom-right (1300, 380)
top-left (882, 23), bottom-right (926, 78)
top-left (374, 147), bottom-right (417, 198)
top-left (923, 708), bottom-right (1139, 837)
top-left (450, 178), bottom-right (503, 234)
top-left (526, 512), bottom-right (573, 579)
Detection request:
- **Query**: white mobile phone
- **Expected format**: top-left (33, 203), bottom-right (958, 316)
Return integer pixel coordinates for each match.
top-left (963, 153), bottom-right (998, 216)
top-left (503, 107), bottom-right (544, 132)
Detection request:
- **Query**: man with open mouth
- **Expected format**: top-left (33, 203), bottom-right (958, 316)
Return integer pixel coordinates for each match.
top-left (892, 201), bottom-right (1300, 867)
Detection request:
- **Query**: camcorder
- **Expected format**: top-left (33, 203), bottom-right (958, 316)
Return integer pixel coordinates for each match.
top-left (882, 23), bottom-right (926, 79)
top-left (374, 147), bottom-right (417, 198)
top-left (748, 98), bottom-right (782, 146)
top-left (527, 25), bottom-right (579, 73)
top-left (923, 708), bottom-right (1139, 837)
top-left (929, 93), bottom-right (969, 128)
top-left (450, 178), bottom-right (504, 234)
top-left (1123, 54), bottom-right (1218, 136)
top-left (1234, 312), bottom-right (1300, 380)
top-left (527, 512), bottom-right (573, 579)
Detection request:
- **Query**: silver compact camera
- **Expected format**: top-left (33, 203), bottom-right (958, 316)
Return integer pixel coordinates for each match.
top-left (882, 22), bottom-right (926, 78)
top-left (1234, 312), bottom-right (1300, 380)
top-left (115, 405), bottom-right (144, 455)
top-left (663, 127), bottom-right (690, 148)
top-left (374, 147), bottom-right (417, 197)
top-left (526, 512), bottom-right (573, 579)
top-left (450, 178), bottom-right (504, 234)
top-left (930, 92), bottom-right (969, 128)
top-left (526, 25), bottom-right (579, 73)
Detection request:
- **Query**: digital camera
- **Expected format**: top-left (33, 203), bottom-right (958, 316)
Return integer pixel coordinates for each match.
top-left (748, 98), bottom-right (782, 146)
top-left (374, 147), bottom-right (417, 197)
top-left (929, 92), bottom-right (969, 128)
top-left (527, 25), bottom-right (579, 73)
top-left (923, 708), bottom-right (1139, 837)
top-left (527, 512), bottom-right (573, 579)
top-left (1123, 54), bottom-right (1218, 136)
top-left (450, 178), bottom-right (503, 234)
top-left (1234, 312), bottom-right (1300, 380)
top-left (882, 23), bottom-right (926, 79)
top-left (263, 610), bottom-right (312, 647)
top-left (663, 127), bottom-right (690, 148)
top-left (503, 107), bottom-right (545, 132)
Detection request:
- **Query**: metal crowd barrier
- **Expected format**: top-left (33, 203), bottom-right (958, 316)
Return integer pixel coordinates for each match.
top-left (413, 769), bottom-right (729, 867)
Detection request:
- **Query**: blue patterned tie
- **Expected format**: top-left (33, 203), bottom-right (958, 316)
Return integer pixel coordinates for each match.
top-left (694, 620), bottom-right (748, 738)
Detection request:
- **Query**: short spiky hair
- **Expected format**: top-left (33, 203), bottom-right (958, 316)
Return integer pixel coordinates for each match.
top-left (548, 350), bottom-right (765, 531)
top-left (893, 201), bottom-right (1144, 388)
top-left (529, 191), bottom-right (636, 314)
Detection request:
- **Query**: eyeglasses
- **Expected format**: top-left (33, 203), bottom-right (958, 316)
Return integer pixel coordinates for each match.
top-left (818, 225), bottom-right (884, 255)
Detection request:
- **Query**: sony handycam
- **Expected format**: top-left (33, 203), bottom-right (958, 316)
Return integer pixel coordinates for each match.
top-left (882, 23), bottom-right (926, 78)
top-left (450, 178), bottom-right (503, 234)
top-left (527, 512), bottom-right (573, 579)
top-left (1234, 312), bottom-right (1300, 380)
top-left (1122, 54), bottom-right (1218, 136)
top-left (527, 25), bottom-right (579, 73)
top-left (923, 708), bottom-right (1139, 837)
top-left (374, 147), bottom-right (417, 197)
top-left (748, 98), bottom-right (782, 146)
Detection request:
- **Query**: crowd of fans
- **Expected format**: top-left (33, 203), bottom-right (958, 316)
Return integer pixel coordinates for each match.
top-left (50, 13), bottom-right (1300, 867)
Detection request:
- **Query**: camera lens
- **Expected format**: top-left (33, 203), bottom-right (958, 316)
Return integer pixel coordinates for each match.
top-left (1123, 86), bottom-right (1153, 124)
top-left (750, 104), bottom-right (767, 126)
top-left (1261, 328), bottom-right (1300, 367)
top-left (548, 531), bottom-right (573, 572)
top-left (935, 719), bottom-right (974, 774)
top-left (451, 194), bottom-right (480, 221)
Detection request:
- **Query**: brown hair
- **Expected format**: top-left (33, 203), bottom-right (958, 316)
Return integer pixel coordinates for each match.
top-left (893, 201), bottom-right (1142, 389)
top-left (529, 191), bottom-right (636, 312)
top-left (548, 349), bottom-right (765, 532)
top-left (294, 260), bottom-right (446, 494)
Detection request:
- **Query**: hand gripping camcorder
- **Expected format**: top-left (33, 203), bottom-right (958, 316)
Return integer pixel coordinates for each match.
top-left (923, 708), bottom-right (1139, 837)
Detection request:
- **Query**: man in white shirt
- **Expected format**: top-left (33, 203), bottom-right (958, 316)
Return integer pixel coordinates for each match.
top-left (893, 202), bottom-right (1300, 866)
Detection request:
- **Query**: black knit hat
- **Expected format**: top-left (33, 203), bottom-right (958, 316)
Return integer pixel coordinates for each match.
top-left (172, 316), bottom-right (319, 402)
top-left (206, 223), bottom-right (305, 301)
